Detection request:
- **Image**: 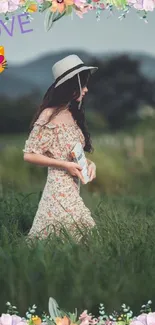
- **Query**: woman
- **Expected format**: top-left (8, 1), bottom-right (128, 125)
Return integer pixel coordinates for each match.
top-left (23, 54), bottom-right (98, 240)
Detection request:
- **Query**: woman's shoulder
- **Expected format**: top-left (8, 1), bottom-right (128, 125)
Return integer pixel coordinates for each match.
top-left (38, 108), bottom-right (54, 120)
top-left (35, 108), bottom-right (55, 127)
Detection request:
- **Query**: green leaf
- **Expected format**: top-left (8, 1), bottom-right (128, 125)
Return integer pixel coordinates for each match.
top-left (109, 0), bottom-right (127, 7)
top-left (48, 297), bottom-right (61, 319)
top-left (44, 10), bottom-right (54, 32)
top-left (44, 8), bottom-right (66, 31)
top-left (52, 11), bottom-right (66, 22)
top-left (40, 1), bottom-right (51, 12)
top-left (65, 5), bottom-right (73, 15)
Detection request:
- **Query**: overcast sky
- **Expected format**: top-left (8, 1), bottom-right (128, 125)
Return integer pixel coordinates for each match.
top-left (0, 9), bottom-right (155, 65)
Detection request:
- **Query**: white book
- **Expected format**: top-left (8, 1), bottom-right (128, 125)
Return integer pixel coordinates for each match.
top-left (71, 142), bottom-right (90, 184)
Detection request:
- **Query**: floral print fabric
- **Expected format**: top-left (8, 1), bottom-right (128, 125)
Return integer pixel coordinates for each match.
top-left (23, 108), bottom-right (95, 240)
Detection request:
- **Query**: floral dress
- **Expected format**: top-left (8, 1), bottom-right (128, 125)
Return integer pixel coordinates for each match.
top-left (23, 108), bottom-right (95, 240)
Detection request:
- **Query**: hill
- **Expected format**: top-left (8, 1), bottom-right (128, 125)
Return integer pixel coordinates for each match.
top-left (1, 50), bottom-right (155, 98)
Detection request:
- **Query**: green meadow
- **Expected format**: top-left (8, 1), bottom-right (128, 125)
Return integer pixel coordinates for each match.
top-left (0, 117), bottom-right (155, 315)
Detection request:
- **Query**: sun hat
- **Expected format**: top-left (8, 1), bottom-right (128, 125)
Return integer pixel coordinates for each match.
top-left (52, 54), bottom-right (98, 109)
top-left (52, 54), bottom-right (98, 88)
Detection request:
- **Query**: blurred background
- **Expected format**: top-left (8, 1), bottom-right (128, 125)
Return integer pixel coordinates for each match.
top-left (1, 8), bottom-right (155, 319)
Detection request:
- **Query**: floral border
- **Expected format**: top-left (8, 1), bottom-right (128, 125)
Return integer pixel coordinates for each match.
top-left (1, 299), bottom-right (154, 325)
top-left (0, 0), bottom-right (153, 31)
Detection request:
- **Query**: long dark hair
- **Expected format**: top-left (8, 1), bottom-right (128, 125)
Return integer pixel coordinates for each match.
top-left (30, 70), bottom-right (94, 153)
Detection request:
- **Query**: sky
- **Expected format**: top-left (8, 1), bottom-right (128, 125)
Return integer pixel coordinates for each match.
top-left (0, 8), bottom-right (155, 64)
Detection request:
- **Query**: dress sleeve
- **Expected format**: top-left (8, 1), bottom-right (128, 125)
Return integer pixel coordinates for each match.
top-left (23, 116), bottom-right (56, 155)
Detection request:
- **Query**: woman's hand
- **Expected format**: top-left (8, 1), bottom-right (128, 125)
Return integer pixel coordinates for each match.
top-left (87, 161), bottom-right (96, 182)
top-left (64, 161), bottom-right (85, 184)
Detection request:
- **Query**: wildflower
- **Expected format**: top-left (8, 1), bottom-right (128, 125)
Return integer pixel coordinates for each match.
top-left (130, 312), bottom-right (155, 325)
top-left (27, 3), bottom-right (38, 11)
top-left (31, 316), bottom-right (42, 325)
top-left (55, 317), bottom-right (70, 325)
top-left (46, 0), bottom-right (74, 13)
top-left (79, 311), bottom-right (98, 325)
top-left (9, 0), bottom-right (21, 12)
top-left (0, 314), bottom-right (27, 325)
top-left (75, 4), bottom-right (91, 18)
top-left (74, 0), bottom-right (87, 7)
top-left (0, 0), bottom-right (9, 13)
top-left (127, 0), bottom-right (155, 10)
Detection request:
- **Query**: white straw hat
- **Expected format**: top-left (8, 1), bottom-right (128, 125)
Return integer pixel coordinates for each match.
top-left (52, 54), bottom-right (98, 88)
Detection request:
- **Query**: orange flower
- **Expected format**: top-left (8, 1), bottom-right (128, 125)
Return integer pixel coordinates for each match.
top-left (55, 317), bottom-right (62, 325)
top-left (0, 66), bottom-right (4, 74)
top-left (19, 0), bottom-right (26, 5)
top-left (55, 317), bottom-right (70, 325)
top-left (50, 0), bottom-right (74, 13)
top-left (27, 3), bottom-right (38, 12)
top-left (31, 316), bottom-right (42, 325)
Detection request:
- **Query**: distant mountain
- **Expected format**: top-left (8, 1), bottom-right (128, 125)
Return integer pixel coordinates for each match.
top-left (0, 72), bottom-right (37, 97)
top-left (1, 50), bottom-right (155, 99)
top-left (1, 50), bottom-right (96, 98)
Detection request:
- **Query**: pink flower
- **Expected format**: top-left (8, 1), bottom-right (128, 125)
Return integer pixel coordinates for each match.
top-left (8, 0), bottom-right (21, 12)
top-left (75, 4), bottom-right (91, 17)
top-left (79, 311), bottom-right (98, 325)
top-left (74, 0), bottom-right (87, 6)
top-left (0, 0), bottom-right (21, 13)
top-left (130, 312), bottom-right (155, 325)
top-left (0, 314), bottom-right (27, 325)
top-left (0, 0), bottom-right (8, 13)
top-left (143, 0), bottom-right (155, 10)
top-left (127, 0), bottom-right (155, 10)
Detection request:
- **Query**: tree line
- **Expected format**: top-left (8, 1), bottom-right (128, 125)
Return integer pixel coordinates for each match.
top-left (1, 54), bottom-right (155, 134)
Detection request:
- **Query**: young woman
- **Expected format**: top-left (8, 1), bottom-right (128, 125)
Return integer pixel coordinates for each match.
top-left (23, 54), bottom-right (98, 240)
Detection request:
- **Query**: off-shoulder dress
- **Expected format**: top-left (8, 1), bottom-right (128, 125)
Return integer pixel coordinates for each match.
top-left (23, 108), bottom-right (95, 239)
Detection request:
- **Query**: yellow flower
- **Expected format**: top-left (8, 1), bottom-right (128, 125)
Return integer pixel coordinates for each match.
top-left (0, 64), bottom-right (5, 74)
top-left (27, 3), bottom-right (38, 12)
top-left (50, 0), bottom-right (74, 13)
top-left (31, 316), bottom-right (42, 325)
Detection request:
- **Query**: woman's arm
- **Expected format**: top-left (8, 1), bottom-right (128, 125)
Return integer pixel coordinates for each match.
top-left (24, 153), bottom-right (68, 169)
top-left (24, 153), bottom-right (84, 182)
top-left (87, 158), bottom-right (93, 166)
top-left (86, 158), bottom-right (96, 181)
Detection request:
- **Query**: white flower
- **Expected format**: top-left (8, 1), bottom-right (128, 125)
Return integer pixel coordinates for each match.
top-left (148, 300), bottom-right (152, 304)
top-left (6, 302), bottom-right (11, 306)
top-left (122, 304), bottom-right (126, 308)
top-left (26, 313), bottom-right (31, 319)
top-left (32, 305), bottom-right (37, 309)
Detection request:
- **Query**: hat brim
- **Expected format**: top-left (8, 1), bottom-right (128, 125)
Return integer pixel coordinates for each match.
top-left (55, 66), bottom-right (98, 88)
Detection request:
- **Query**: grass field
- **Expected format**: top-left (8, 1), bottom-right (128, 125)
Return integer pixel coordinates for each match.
top-left (1, 120), bottom-right (155, 316)
top-left (1, 125), bottom-right (155, 196)
top-left (0, 191), bottom-right (155, 316)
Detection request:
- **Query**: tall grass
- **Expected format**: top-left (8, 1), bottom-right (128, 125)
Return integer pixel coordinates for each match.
top-left (1, 120), bottom-right (155, 315)
top-left (0, 191), bottom-right (155, 316)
